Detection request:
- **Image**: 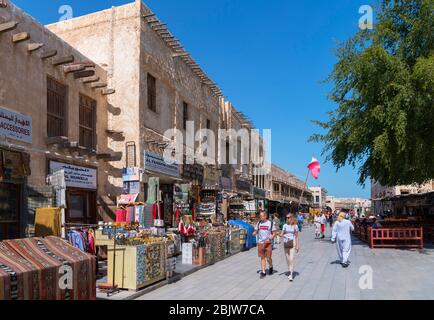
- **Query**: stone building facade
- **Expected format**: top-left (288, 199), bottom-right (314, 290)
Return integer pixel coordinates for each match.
top-left (309, 186), bottom-right (328, 209)
top-left (0, 1), bottom-right (114, 239)
top-left (48, 0), bottom-right (224, 225)
top-left (267, 164), bottom-right (313, 215)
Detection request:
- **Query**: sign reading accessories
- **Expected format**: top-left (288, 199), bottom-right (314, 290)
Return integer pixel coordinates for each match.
top-left (0, 106), bottom-right (32, 143)
top-left (49, 161), bottom-right (97, 190)
top-left (144, 151), bottom-right (180, 178)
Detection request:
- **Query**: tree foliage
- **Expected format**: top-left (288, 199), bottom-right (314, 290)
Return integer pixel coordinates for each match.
top-left (311, 0), bottom-right (434, 186)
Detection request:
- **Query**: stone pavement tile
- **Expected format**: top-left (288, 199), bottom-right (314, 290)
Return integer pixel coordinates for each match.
top-left (136, 224), bottom-right (434, 300)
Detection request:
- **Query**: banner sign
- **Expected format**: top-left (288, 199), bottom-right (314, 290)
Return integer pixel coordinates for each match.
top-left (49, 161), bottom-right (97, 190)
top-left (0, 106), bottom-right (32, 143)
top-left (144, 151), bottom-right (179, 178)
top-left (122, 167), bottom-right (141, 182)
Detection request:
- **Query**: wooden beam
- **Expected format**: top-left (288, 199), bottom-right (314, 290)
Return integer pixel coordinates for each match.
top-left (74, 69), bottom-right (95, 79)
top-left (102, 88), bottom-right (115, 95)
top-left (52, 55), bottom-right (74, 66)
top-left (0, 21), bottom-right (18, 33)
top-left (40, 50), bottom-right (57, 60)
top-left (27, 43), bottom-right (44, 52)
top-left (82, 75), bottom-right (99, 83)
top-left (96, 153), bottom-right (112, 160)
top-left (90, 82), bottom-right (107, 89)
top-left (64, 64), bottom-right (85, 73)
top-left (12, 32), bottom-right (30, 43)
top-left (68, 61), bottom-right (95, 68)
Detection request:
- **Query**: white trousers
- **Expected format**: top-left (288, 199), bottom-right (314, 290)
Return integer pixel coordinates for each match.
top-left (336, 238), bottom-right (351, 264)
top-left (284, 247), bottom-right (295, 274)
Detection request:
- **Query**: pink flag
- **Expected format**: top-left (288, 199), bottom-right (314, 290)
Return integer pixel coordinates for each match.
top-left (308, 157), bottom-right (321, 179)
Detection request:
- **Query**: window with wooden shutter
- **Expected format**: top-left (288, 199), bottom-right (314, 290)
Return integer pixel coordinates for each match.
top-left (47, 77), bottom-right (67, 137)
top-left (79, 94), bottom-right (96, 149)
top-left (147, 73), bottom-right (157, 112)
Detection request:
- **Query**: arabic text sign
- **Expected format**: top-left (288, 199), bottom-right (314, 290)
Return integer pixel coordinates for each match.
top-left (0, 107), bottom-right (32, 143)
top-left (49, 161), bottom-right (97, 190)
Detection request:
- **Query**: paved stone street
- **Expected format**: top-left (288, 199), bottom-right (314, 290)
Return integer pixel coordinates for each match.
top-left (138, 225), bottom-right (434, 300)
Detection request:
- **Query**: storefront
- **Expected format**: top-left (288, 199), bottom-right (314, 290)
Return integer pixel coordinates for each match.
top-left (143, 151), bottom-right (181, 227)
top-left (0, 148), bottom-right (31, 240)
top-left (48, 160), bottom-right (97, 225)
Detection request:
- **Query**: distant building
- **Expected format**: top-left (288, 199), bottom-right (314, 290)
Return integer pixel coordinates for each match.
top-left (309, 187), bottom-right (327, 209)
top-left (371, 180), bottom-right (434, 215)
top-left (326, 196), bottom-right (371, 215)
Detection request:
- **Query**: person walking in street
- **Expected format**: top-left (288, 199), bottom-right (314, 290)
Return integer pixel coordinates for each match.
top-left (320, 212), bottom-right (327, 239)
top-left (328, 212), bottom-right (334, 228)
top-left (281, 214), bottom-right (300, 281)
top-left (272, 213), bottom-right (281, 248)
top-left (331, 212), bottom-right (355, 268)
top-left (253, 211), bottom-right (277, 279)
top-left (297, 212), bottom-right (304, 232)
top-left (314, 213), bottom-right (321, 239)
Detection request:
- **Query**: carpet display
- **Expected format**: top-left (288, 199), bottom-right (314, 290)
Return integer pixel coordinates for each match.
top-left (0, 236), bottom-right (96, 300)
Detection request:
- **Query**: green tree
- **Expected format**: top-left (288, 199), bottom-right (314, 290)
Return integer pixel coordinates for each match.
top-left (311, 0), bottom-right (434, 186)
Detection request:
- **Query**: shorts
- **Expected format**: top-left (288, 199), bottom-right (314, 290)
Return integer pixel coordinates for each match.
top-left (321, 224), bottom-right (325, 233)
top-left (257, 242), bottom-right (272, 259)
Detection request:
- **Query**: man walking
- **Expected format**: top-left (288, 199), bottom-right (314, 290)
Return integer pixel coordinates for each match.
top-left (320, 211), bottom-right (327, 239)
top-left (253, 211), bottom-right (276, 279)
top-left (297, 212), bottom-right (304, 232)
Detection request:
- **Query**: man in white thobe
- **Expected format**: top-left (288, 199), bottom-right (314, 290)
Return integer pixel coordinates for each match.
top-left (331, 212), bottom-right (354, 268)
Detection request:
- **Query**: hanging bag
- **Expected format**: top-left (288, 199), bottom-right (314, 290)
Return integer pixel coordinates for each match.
top-left (283, 225), bottom-right (294, 249)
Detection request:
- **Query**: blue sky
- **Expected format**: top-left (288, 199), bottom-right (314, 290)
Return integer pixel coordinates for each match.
top-left (13, 0), bottom-right (373, 198)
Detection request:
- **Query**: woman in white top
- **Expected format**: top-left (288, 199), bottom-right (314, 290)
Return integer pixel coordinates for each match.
top-left (280, 214), bottom-right (300, 281)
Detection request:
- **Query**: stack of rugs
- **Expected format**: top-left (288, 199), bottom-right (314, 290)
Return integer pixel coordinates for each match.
top-left (0, 236), bottom-right (96, 300)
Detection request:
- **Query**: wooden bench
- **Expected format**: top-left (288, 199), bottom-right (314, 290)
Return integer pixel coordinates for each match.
top-left (369, 227), bottom-right (423, 249)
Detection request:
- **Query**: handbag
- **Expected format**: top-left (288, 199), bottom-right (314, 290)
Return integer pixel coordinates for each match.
top-left (283, 225), bottom-right (294, 249)
top-left (284, 239), bottom-right (294, 249)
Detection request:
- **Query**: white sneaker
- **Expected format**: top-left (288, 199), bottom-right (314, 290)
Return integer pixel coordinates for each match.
top-left (288, 274), bottom-right (293, 282)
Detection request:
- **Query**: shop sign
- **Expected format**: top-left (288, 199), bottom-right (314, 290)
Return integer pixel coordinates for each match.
top-left (220, 177), bottom-right (232, 190)
top-left (253, 187), bottom-right (266, 199)
top-left (123, 181), bottom-right (140, 194)
top-left (0, 106), bottom-right (32, 144)
top-left (182, 163), bottom-right (204, 182)
top-left (203, 166), bottom-right (218, 185)
top-left (236, 180), bottom-right (252, 193)
top-left (144, 151), bottom-right (180, 178)
top-left (122, 167), bottom-right (141, 182)
top-left (49, 161), bottom-right (97, 190)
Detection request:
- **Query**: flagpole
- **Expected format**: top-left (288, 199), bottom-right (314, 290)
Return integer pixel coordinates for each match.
top-left (298, 168), bottom-right (310, 213)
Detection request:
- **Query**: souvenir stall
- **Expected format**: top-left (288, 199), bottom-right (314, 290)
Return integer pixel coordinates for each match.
top-left (0, 236), bottom-right (96, 300)
top-left (95, 223), bottom-right (167, 291)
top-left (228, 220), bottom-right (256, 250)
top-left (228, 195), bottom-right (245, 220)
top-left (226, 224), bottom-right (242, 255)
top-left (243, 198), bottom-right (258, 224)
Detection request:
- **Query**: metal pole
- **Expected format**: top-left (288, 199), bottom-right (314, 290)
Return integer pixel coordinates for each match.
top-left (298, 169), bottom-right (310, 213)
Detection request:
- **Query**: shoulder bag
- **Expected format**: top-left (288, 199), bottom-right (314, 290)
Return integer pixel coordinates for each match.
top-left (283, 225), bottom-right (294, 249)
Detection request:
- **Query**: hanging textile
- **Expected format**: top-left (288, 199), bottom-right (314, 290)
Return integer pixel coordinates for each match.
top-left (34, 208), bottom-right (62, 237)
top-left (147, 177), bottom-right (159, 205)
top-left (68, 230), bottom-right (86, 252)
top-left (116, 209), bottom-right (127, 223)
top-left (126, 206), bottom-right (135, 223)
top-left (87, 230), bottom-right (96, 255)
top-left (136, 205), bottom-right (145, 225)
